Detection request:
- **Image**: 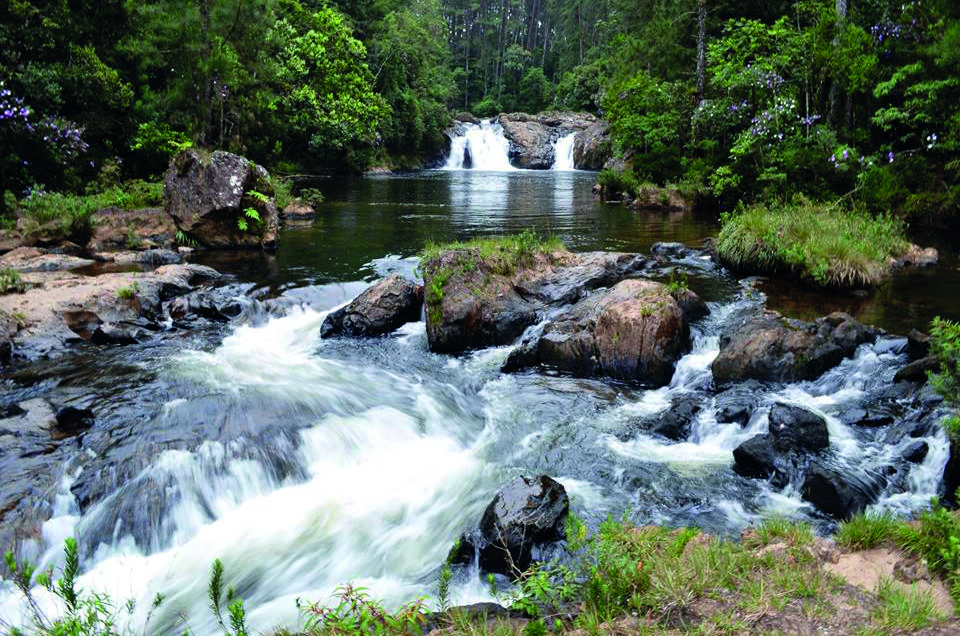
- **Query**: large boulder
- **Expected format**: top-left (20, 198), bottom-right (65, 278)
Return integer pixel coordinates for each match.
top-left (533, 279), bottom-right (693, 386)
top-left (573, 122), bottom-right (611, 170)
top-left (712, 311), bottom-right (877, 387)
top-left (498, 115), bottom-right (555, 169)
top-left (164, 149), bottom-right (279, 249)
top-left (421, 247), bottom-right (654, 354)
top-left (320, 274), bottom-right (423, 338)
top-left (450, 475), bottom-right (568, 577)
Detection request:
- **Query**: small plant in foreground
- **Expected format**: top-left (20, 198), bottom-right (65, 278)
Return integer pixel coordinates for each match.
top-left (209, 558), bottom-right (249, 636)
top-left (0, 267), bottom-right (26, 294)
top-left (299, 583), bottom-right (426, 635)
top-left (871, 576), bottom-right (943, 629)
top-left (115, 282), bottom-right (138, 300)
top-left (836, 511), bottom-right (900, 550)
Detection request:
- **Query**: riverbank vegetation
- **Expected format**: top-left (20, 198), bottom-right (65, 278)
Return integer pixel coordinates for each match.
top-left (5, 511), bottom-right (960, 635)
top-left (3, 1), bottom-right (958, 226)
top-left (715, 201), bottom-right (911, 288)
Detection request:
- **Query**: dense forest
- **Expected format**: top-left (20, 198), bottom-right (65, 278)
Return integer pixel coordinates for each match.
top-left (1, 0), bottom-right (958, 221)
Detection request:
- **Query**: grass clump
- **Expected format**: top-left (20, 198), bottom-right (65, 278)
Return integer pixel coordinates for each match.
top-left (716, 201), bottom-right (910, 288)
top-left (420, 229), bottom-right (564, 323)
top-left (0, 267), bottom-right (26, 294)
top-left (871, 577), bottom-right (944, 629)
top-left (836, 511), bottom-right (902, 550)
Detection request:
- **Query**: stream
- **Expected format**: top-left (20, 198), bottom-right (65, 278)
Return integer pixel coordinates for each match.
top-left (1, 168), bottom-right (960, 634)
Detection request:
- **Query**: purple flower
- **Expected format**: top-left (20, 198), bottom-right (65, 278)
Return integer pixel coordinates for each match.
top-left (888, 151), bottom-right (894, 163)
top-left (842, 149), bottom-right (849, 160)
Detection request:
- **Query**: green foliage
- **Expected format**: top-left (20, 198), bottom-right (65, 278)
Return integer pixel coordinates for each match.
top-left (130, 122), bottom-right (192, 177)
top-left (115, 283), bottom-right (139, 301)
top-left (209, 558), bottom-right (249, 636)
top-left (929, 317), bottom-right (960, 434)
top-left (716, 201), bottom-right (910, 288)
top-left (0, 268), bottom-right (26, 295)
top-left (836, 512), bottom-right (901, 550)
top-left (1, 537), bottom-right (145, 635)
top-left (871, 577), bottom-right (944, 629)
top-left (299, 584), bottom-right (426, 635)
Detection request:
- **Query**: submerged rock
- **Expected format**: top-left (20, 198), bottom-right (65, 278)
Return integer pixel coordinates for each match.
top-left (320, 274), bottom-right (423, 338)
top-left (712, 311), bottom-right (877, 387)
top-left (450, 475), bottom-right (568, 578)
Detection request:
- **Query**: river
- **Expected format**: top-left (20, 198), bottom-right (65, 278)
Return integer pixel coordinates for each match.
top-left (0, 169), bottom-right (958, 634)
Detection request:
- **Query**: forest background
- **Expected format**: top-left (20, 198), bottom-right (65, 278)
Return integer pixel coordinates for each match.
top-left (1, 0), bottom-right (958, 223)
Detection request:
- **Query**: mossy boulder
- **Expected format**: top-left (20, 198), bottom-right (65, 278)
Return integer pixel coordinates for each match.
top-left (163, 149), bottom-right (278, 249)
top-left (421, 239), bottom-right (654, 354)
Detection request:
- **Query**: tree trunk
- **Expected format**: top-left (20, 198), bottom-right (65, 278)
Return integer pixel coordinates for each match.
top-left (696, 0), bottom-right (706, 106)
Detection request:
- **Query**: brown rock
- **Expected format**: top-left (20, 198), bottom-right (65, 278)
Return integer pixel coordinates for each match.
top-left (320, 274), bottom-right (423, 338)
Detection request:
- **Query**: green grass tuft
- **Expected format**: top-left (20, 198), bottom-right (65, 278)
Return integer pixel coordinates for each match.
top-left (716, 201), bottom-right (910, 288)
top-left (836, 511), bottom-right (902, 550)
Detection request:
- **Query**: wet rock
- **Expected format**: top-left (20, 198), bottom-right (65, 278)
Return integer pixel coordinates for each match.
top-left (168, 291), bottom-right (241, 322)
top-left (650, 395), bottom-right (701, 440)
top-left (54, 406), bottom-right (94, 438)
top-left (573, 121), bottom-right (611, 170)
top-left (279, 201), bottom-right (315, 220)
top-left (907, 329), bottom-right (931, 361)
top-left (903, 441), bottom-right (929, 463)
top-left (498, 115), bottom-right (555, 169)
top-left (91, 322), bottom-right (142, 345)
top-left (894, 356), bottom-right (937, 383)
top-left (943, 436), bottom-right (960, 506)
top-left (768, 403), bottom-right (829, 453)
top-left (423, 248), bottom-right (653, 354)
top-left (111, 249), bottom-right (182, 266)
top-left (534, 279), bottom-right (693, 386)
top-left (320, 274), bottom-right (423, 338)
top-left (801, 462), bottom-right (885, 520)
top-left (164, 148), bottom-right (279, 249)
top-left (670, 287), bottom-right (710, 323)
top-left (712, 311), bottom-right (877, 387)
top-left (450, 475), bottom-right (568, 578)
top-left (732, 433), bottom-right (781, 479)
top-left (715, 382), bottom-right (761, 427)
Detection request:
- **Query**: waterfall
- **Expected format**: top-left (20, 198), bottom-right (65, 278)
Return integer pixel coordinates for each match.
top-left (443, 121), bottom-right (514, 171)
top-left (552, 132), bottom-right (577, 171)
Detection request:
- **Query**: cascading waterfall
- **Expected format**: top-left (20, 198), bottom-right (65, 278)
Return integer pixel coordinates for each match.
top-left (551, 132), bottom-right (577, 171)
top-left (443, 121), bottom-right (514, 171)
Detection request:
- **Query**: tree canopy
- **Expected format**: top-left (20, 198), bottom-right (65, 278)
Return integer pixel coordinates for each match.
top-left (0, 0), bottom-right (957, 221)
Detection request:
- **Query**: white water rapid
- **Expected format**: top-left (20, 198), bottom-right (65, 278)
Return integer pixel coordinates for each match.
top-left (443, 121), bottom-right (514, 171)
top-left (0, 274), bottom-right (951, 635)
top-left (552, 133), bottom-right (577, 170)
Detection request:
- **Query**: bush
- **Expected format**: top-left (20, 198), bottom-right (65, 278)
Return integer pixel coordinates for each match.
top-left (716, 201), bottom-right (910, 288)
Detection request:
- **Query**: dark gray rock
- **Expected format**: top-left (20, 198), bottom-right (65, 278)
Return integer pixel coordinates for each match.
top-left (649, 395), bottom-right (701, 441)
top-left (768, 403), bottom-right (829, 453)
top-left (801, 462), bottom-right (885, 520)
top-left (450, 475), bottom-right (568, 578)
top-left (320, 274), bottom-right (423, 338)
top-left (732, 433), bottom-right (780, 479)
top-left (715, 382), bottom-right (761, 427)
top-left (903, 441), bottom-right (929, 463)
top-left (164, 149), bottom-right (279, 249)
top-left (54, 406), bottom-right (94, 438)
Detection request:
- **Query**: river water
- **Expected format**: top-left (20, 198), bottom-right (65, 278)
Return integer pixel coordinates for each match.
top-left (1, 170), bottom-right (959, 634)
